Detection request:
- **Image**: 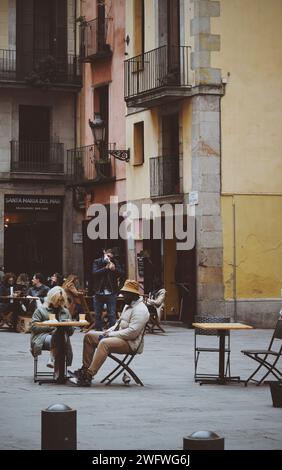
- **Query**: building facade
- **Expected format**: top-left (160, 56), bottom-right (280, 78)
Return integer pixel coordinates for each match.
top-left (69, 0), bottom-right (128, 289)
top-left (124, 0), bottom-right (282, 327)
top-left (0, 0), bottom-right (83, 279)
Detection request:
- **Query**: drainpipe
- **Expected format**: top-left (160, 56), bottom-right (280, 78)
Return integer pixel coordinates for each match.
top-left (232, 197), bottom-right (237, 322)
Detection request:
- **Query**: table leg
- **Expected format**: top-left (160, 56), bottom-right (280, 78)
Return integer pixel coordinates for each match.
top-left (198, 329), bottom-right (241, 385)
top-left (54, 328), bottom-right (67, 384)
top-left (218, 332), bottom-right (226, 383)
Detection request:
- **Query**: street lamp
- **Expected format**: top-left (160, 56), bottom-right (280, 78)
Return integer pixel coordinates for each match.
top-left (89, 113), bottom-right (130, 162)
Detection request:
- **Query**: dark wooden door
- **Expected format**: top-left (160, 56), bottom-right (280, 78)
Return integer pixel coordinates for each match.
top-left (97, 0), bottom-right (106, 51)
top-left (162, 113), bottom-right (180, 194)
top-left (82, 217), bottom-right (127, 293)
top-left (175, 245), bottom-right (197, 327)
top-left (19, 105), bottom-right (50, 169)
top-left (19, 105), bottom-right (50, 142)
top-left (16, 0), bottom-right (34, 78)
top-left (167, 0), bottom-right (180, 82)
top-left (16, 0), bottom-right (67, 77)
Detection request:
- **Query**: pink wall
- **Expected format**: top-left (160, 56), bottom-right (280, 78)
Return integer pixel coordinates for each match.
top-left (81, 0), bottom-right (127, 205)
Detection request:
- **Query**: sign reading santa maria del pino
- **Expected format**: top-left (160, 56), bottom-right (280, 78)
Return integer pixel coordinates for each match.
top-left (4, 195), bottom-right (64, 213)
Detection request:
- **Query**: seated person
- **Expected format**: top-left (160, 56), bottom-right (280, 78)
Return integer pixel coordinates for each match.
top-left (0, 272), bottom-right (22, 331)
top-left (49, 272), bottom-right (64, 288)
top-left (62, 274), bottom-right (85, 320)
top-left (16, 273), bottom-right (30, 295)
top-left (30, 286), bottom-right (74, 370)
top-left (26, 273), bottom-right (50, 313)
top-left (69, 280), bottom-right (150, 387)
top-left (147, 280), bottom-right (166, 319)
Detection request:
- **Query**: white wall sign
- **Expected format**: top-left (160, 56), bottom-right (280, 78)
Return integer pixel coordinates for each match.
top-left (189, 191), bottom-right (199, 205)
top-left (73, 233), bottom-right (83, 244)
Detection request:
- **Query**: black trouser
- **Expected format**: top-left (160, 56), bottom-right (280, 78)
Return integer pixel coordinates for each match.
top-left (0, 302), bottom-right (21, 329)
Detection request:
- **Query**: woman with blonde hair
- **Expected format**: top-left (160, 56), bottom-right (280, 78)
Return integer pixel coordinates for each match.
top-left (30, 286), bottom-right (74, 371)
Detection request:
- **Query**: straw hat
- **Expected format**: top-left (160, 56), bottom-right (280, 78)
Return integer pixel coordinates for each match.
top-left (120, 280), bottom-right (141, 295)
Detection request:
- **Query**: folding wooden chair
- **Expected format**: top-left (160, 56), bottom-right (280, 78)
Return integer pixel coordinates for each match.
top-left (242, 318), bottom-right (282, 386)
top-left (146, 307), bottom-right (165, 334)
top-left (100, 326), bottom-right (147, 386)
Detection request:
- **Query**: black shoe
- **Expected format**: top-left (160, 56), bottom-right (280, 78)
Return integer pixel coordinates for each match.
top-left (68, 367), bottom-right (87, 380)
top-left (69, 371), bottom-right (92, 387)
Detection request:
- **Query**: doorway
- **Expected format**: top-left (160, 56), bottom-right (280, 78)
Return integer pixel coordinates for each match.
top-left (162, 113), bottom-right (180, 194)
top-left (19, 105), bottom-right (51, 171)
top-left (82, 215), bottom-right (127, 294)
top-left (4, 216), bottom-right (63, 278)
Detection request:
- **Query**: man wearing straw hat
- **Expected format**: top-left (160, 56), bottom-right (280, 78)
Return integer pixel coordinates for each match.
top-left (69, 280), bottom-right (149, 387)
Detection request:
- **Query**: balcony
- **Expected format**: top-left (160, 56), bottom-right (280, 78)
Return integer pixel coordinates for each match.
top-left (125, 45), bottom-right (192, 108)
top-left (150, 155), bottom-right (182, 200)
top-left (0, 50), bottom-right (81, 88)
top-left (80, 18), bottom-right (112, 62)
top-left (10, 141), bottom-right (67, 180)
top-left (66, 144), bottom-right (115, 185)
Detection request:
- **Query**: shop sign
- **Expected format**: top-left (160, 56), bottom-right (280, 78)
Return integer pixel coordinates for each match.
top-left (4, 195), bottom-right (64, 213)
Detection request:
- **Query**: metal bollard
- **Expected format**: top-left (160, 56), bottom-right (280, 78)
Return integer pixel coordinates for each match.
top-left (183, 431), bottom-right (224, 450)
top-left (41, 404), bottom-right (77, 450)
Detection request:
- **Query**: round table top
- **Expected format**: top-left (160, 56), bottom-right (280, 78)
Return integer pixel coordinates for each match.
top-left (192, 322), bottom-right (253, 330)
top-left (0, 295), bottom-right (39, 300)
top-left (34, 320), bottom-right (89, 327)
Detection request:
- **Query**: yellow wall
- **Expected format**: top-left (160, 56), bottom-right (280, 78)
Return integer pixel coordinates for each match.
top-left (212, 1), bottom-right (282, 300)
top-left (0, 0), bottom-right (9, 49)
top-left (126, 108), bottom-right (159, 202)
top-left (211, 0), bottom-right (282, 194)
top-left (222, 195), bottom-right (282, 299)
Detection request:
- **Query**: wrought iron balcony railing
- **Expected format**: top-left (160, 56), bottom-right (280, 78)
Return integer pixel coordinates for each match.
top-left (125, 45), bottom-right (190, 100)
top-left (67, 144), bottom-right (115, 183)
top-left (150, 155), bottom-right (180, 198)
top-left (80, 18), bottom-right (112, 61)
top-left (10, 141), bottom-right (65, 174)
top-left (0, 49), bottom-right (81, 85)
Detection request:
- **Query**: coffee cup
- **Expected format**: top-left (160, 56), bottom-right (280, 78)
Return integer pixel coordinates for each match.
top-left (49, 313), bottom-right (56, 321)
top-left (79, 314), bottom-right (86, 321)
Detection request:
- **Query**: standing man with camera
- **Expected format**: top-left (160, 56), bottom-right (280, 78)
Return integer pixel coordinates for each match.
top-left (92, 248), bottom-right (124, 331)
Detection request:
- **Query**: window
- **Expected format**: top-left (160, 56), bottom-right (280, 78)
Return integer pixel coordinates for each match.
top-left (133, 121), bottom-right (144, 166)
top-left (94, 85), bottom-right (109, 145)
top-left (134, 0), bottom-right (144, 57)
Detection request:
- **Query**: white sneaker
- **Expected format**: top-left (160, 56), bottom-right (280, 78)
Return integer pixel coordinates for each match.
top-left (46, 356), bottom-right (54, 369)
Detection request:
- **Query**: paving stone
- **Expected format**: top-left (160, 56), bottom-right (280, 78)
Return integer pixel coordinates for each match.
top-left (0, 326), bottom-right (280, 450)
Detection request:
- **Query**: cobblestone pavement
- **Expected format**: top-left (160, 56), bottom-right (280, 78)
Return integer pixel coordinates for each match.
top-left (0, 325), bottom-right (281, 450)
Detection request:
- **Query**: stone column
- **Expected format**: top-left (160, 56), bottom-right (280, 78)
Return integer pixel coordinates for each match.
top-left (63, 188), bottom-right (74, 276)
top-left (190, 0), bottom-right (226, 316)
top-left (192, 94), bottom-right (225, 315)
top-left (0, 192), bottom-right (4, 267)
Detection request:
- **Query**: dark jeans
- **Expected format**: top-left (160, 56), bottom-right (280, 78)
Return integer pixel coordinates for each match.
top-left (0, 302), bottom-right (21, 329)
top-left (93, 294), bottom-right (117, 331)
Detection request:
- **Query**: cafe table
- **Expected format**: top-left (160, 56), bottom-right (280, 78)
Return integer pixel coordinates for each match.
top-left (192, 322), bottom-right (253, 385)
top-left (34, 320), bottom-right (89, 384)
